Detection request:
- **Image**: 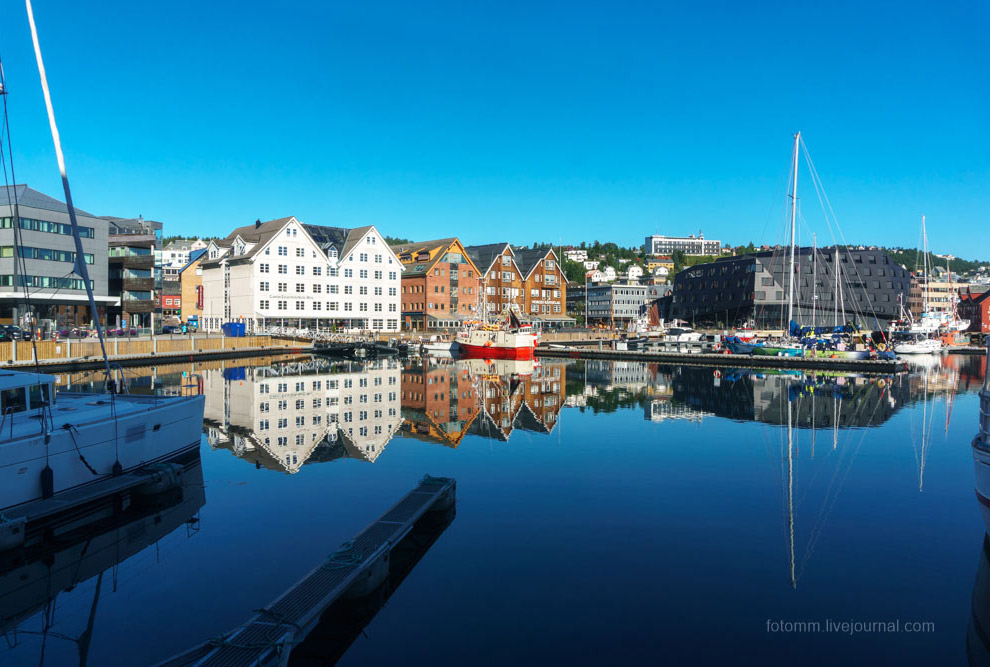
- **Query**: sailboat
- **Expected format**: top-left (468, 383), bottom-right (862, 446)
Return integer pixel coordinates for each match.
top-left (0, 2), bottom-right (205, 514)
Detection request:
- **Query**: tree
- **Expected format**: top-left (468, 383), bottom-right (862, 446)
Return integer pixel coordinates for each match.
top-left (384, 236), bottom-right (412, 246)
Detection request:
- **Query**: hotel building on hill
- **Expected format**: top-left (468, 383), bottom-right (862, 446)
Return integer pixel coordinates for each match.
top-left (201, 217), bottom-right (401, 332)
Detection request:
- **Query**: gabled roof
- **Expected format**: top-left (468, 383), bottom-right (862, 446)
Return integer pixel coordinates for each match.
top-left (513, 248), bottom-right (553, 278)
top-left (464, 243), bottom-right (512, 275)
top-left (391, 238), bottom-right (477, 277)
top-left (200, 216), bottom-right (296, 268)
top-left (178, 248), bottom-right (207, 275)
top-left (0, 184), bottom-right (96, 217)
top-left (303, 224), bottom-right (379, 262)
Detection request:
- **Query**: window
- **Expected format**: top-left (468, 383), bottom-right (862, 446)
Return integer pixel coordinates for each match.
top-left (329, 284), bottom-right (338, 294)
top-left (296, 248), bottom-right (305, 257)
top-left (278, 246), bottom-right (287, 256)
top-left (313, 284), bottom-right (322, 293)
top-left (359, 286), bottom-right (368, 295)
top-left (296, 266), bottom-right (305, 275)
top-left (260, 299), bottom-right (270, 309)
top-left (344, 285), bottom-right (353, 295)
top-left (313, 266), bottom-right (322, 276)
top-left (296, 283), bottom-right (305, 293)
top-left (260, 263), bottom-right (269, 273)
top-left (260, 281), bottom-right (269, 291)
top-left (278, 282), bottom-right (287, 292)
top-left (296, 301), bottom-right (304, 310)
top-left (360, 269), bottom-right (368, 279)
top-left (278, 264), bottom-right (287, 274)
top-left (278, 300), bottom-right (287, 310)
top-left (360, 253), bottom-right (368, 262)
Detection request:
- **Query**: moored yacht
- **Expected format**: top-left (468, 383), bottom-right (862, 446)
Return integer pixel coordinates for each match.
top-left (0, 371), bottom-right (204, 511)
top-left (0, 3), bottom-right (206, 514)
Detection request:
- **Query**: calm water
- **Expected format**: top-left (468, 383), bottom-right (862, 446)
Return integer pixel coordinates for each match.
top-left (1, 352), bottom-right (988, 666)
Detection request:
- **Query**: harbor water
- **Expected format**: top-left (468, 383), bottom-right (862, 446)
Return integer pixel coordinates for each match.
top-left (1, 352), bottom-right (987, 666)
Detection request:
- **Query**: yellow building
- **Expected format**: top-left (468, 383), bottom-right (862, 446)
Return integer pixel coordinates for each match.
top-left (647, 257), bottom-right (674, 273)
top-left (907, 275), bottom-right (968, 318)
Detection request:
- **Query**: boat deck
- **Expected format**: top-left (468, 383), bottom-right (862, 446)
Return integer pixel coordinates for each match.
top-left (158, 475), bottom-right (456, 667)
top-left (2, 391), bottom-right (191, 443)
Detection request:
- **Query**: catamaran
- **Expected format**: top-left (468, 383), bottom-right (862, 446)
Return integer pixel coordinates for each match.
top-left (0, 1), bottom-right (205, 513)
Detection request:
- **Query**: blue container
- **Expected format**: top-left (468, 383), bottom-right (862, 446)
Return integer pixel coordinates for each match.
top-left (223, 366), bottom-right (246, 381)
top-left (221, 322), bottom-right (246, 337)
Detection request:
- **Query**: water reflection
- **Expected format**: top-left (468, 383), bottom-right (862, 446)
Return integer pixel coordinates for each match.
top-left (203, 358), bottom-right (403, 472)
top-left (968, 350), bottom-right (990, 666)
top-left (0, 455), bottom-right (205, 665)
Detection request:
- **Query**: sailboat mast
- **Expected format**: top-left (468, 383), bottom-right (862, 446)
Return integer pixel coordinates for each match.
top-left (921, 215), bottom-right (929, 314)
top-left (833, 246), bottom-right (839, 327)
top-left (787, 132), bottom-right (800, 330)
top-left (811, 233), bottom-right (817, 330)
top-left (25, 0), bottom-right (112, 383)
top-left (787, 398), bottom-right (796, 588)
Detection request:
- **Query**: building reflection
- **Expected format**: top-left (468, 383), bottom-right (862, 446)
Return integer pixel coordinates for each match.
top-left (400, 357), bottom-right (566, 446)
top-left (0, 456), bottom-right (205, 666)
top-left (203, 358), bottom-right (403, 472)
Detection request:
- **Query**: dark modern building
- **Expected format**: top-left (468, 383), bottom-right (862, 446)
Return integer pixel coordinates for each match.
top-left (108, 234), bottom-right (157, 328)
top-left (669, 247), bottom-right (910, 329)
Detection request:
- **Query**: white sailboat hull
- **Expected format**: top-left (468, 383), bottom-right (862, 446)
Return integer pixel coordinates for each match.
top-left (0, 393), bottom-right (205, 511)
top-left (893, 339), bottom-right (943, 355)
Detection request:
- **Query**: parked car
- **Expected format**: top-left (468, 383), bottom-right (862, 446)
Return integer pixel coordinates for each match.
top-left (1, 325), bottom-right (32, 341)
top-left (161, 325), bottom-right (186, 334)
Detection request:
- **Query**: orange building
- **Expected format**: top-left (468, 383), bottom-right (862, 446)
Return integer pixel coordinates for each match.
top-left (178, 249), bottom-right (207, 327)
top-left (465, 244), bottom-right (571, 326)
top-left (391, 238), bottom-right (481, 331)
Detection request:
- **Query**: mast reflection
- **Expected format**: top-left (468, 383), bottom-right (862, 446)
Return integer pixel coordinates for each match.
top-left (0, 455), bottom-right (205, 666)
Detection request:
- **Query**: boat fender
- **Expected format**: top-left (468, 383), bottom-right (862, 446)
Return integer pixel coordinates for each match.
top-left (41, 465), bottom-right (54, 500)
top-left (877, 343), bottom-right (887, 352)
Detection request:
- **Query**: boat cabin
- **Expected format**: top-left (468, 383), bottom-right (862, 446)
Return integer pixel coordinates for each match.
top-left (0, 372), bottom-right (55, 421)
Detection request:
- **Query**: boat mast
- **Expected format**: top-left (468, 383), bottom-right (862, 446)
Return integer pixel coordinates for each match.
top-left (787, 132), bottom-right (800, 331)
top-left (25, 0), bottom-right (112, 384)
top-left (786, 398), bottom-right (796, 588)
top-left (921, 215), bottom-right (930, 314)
top-left (833, 246), bottom-right (839, 327)
top-left (811, 233), bottom-right (817, 330)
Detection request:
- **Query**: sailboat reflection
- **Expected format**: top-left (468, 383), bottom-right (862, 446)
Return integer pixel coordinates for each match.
top-left (968, 343), bottom-right (990, 666)
top-left (203, 358), bottom-right (403, 471)
top-left (400, 357), bottom-right (565, 446)
top-left (0, 454), bottom-right (205, 665)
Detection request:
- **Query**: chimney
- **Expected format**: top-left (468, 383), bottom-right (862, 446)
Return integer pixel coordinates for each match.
top-left (255, 219), bottom-right (262, 229)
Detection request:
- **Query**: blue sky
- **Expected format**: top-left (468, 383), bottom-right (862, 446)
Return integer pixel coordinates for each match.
top-left (0, 1), bottom-right (986, 257)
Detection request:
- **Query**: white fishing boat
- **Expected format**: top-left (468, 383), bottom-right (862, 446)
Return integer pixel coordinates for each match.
top-left (0, 2), bottom-right (205, 514)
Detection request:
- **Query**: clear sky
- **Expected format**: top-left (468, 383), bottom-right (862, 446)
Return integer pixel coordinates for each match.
top-left (0, 1), bottom-right (986, 257)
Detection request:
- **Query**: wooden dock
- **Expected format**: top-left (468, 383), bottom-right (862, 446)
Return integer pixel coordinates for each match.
top-left (158, 475), bottom-right (456, 667)
top-left (535, 347), bottom-right (909, 373)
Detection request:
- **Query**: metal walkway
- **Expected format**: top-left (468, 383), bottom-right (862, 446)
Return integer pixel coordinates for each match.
top-left (159, 475), bottom-right (456, 667)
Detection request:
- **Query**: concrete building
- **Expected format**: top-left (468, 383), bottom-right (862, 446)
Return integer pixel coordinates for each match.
top-left (907, 275), bottom-right (970, 320)
top-left (392, 238), bottom-right (480, 331)
top-left (645, 234), bottom-right (720, 257)
top-left (164, 238), bottom-right (208, 268)
top-left (587, 283), bottom-right (648, 327)
top-left (0, 185), bottom-right (113, 330)
top-left (108, 233), bottom-right (158, 328)
top-left (563, 248), bottom-right (588, 263)
top-left (201, 217), bottom-right (402, 332)
top-left (669, 247), bottom-right (910, 328)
